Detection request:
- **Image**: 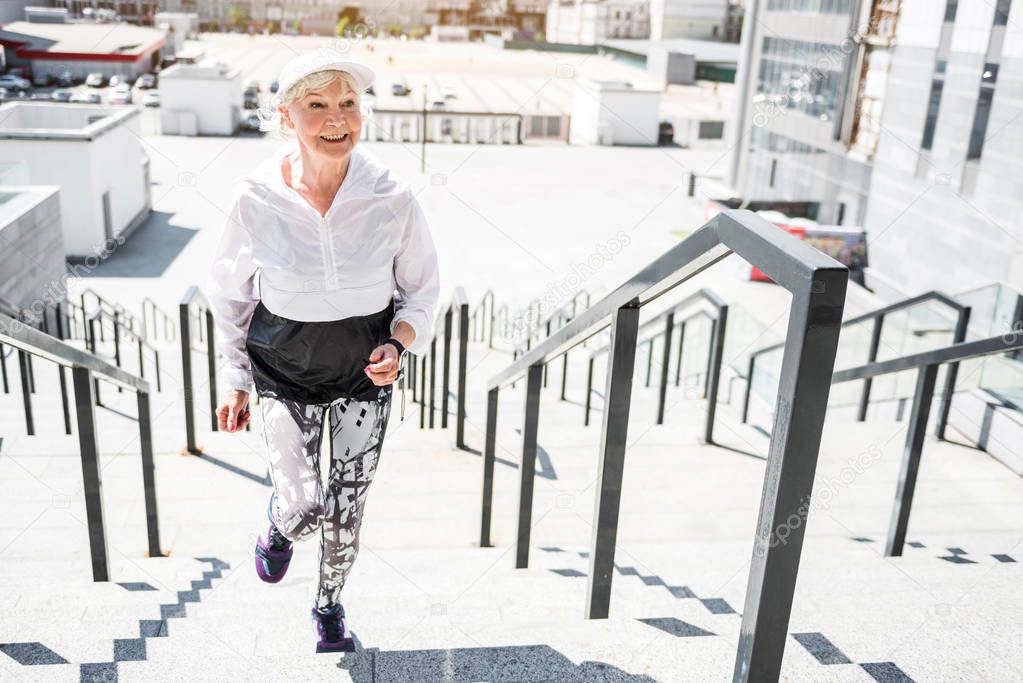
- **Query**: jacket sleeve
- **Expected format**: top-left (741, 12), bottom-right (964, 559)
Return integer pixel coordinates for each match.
top-left (391, 191), bottom-right (440, 356)
top-left (206, 194), bottom-right (259, 394)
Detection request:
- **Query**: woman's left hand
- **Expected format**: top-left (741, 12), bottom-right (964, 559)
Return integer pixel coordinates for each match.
top-left (364, 343), bottom-right (401, 386)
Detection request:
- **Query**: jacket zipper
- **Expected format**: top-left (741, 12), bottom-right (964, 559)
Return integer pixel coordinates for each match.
top-left (320, 215), bottom-right (337, 289)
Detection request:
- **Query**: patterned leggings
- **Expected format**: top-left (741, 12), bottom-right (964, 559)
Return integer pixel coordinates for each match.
top-left (258, 386), bottom-right (392, 610)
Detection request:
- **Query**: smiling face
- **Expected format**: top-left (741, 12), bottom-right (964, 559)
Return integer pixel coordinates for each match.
top-left (279, 72), bottom-right (362, 159)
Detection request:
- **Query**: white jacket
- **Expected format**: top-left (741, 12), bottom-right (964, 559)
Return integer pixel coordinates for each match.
top-left (206, 143), bottom-right (440, 394)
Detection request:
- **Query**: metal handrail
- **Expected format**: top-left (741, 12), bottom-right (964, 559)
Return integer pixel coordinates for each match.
top-left (80, 286), bottom-right (145, 341)
top-left (82, 305), bottom-right (164, 402)
top-left (478, 209), bottom-right (848, 683)
top-left (830, 332), bottom-right (1023, 557)
top-left (415, 287), bottom-right (470, 449)
top-left (469, 289), bottom-right (495, 348)
top-left (179, 286), bottom-right (219, 455)
top-left (742, 290), bottom-right (970, 438)
top-left (584, 289), bottom-right (726, 432)
top-left (142, 296), bottom-right (178, 342)
top-left (584, 307), bottom-right (720, 430)
top-left (0, 311), bottom-right (163, 580)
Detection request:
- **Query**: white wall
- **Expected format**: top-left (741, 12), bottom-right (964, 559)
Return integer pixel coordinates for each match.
top-left (0, 115), bottom-right (147, 257)
top-left (570, 81), bottom-right (660, 145)
top-left (160, 72), bottom-right (242, 136)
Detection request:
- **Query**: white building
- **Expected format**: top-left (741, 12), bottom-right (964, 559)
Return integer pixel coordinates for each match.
top-left (0, 20), bottom-right (166, 82)
top-left (0, 103), bottom-right (150, 260)
top-left (159, 62), bottom-right (243, 136)
top-left (546, 0), bottom-right (650, 45)
top-left (0, 186), bottom-right (64, 315)
top-left (569, 79), bottom-right (661, 145)
top-left (649, 0), bottom-right (730, 40)
top-left (154, 12), bottom-right (199, 54)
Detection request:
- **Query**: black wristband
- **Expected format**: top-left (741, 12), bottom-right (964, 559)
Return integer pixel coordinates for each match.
top-left (383, 337), bottom-right (406, 357)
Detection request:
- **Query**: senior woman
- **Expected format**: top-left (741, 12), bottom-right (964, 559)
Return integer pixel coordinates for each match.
top-left (206, 50), bottom-right (439, 653)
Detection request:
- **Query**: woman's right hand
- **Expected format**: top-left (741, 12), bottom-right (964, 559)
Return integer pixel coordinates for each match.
top-left (218, 389), bottom-right (251, 432)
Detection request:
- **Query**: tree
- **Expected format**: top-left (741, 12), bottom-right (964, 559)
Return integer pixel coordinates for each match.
top-left (229, 4), bottom-right (247, 29)
top-left (335, 16), bottom-right (350, 37)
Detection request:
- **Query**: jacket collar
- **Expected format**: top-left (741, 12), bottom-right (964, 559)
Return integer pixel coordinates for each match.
top-left (257, 142), bottom-right (377, 202)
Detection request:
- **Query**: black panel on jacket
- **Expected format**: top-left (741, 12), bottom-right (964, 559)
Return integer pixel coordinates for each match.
top-left (245, 300), bottom-right (395, 403)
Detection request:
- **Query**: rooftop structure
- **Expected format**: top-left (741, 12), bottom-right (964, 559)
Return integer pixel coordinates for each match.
top-left (0, 103), bottom-right (150, 259)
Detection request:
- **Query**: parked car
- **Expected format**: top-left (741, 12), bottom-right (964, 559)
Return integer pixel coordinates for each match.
top-left (142, 90), bottom-right (160, 107)
top-left (0, 75), bottom-right (31, 92)
top-left (430, 99), bottom-right (446, 112)
top-left (108, 74), bottom-right (126, 87)
top-left (85, 72), bottom-right (107, 87)
top-left (441, 84), bottom-right (457, 99)
top-left (52, 89), bottom-right (73, 102)
top-left (240, 112), bottom-right (262, 131)
top-left (108, 84), bottom-right (132, 104)
top-left (243, 90), bottom-right (259, 109)
top-left (71, 91), bottom-right (102, 104)
top-left (391, 82), bottom-right (410, 96)
top-left (245, 80), bottom-right (260, 93)
top-left (135, 73), bottom-right (157, 89)
top-left (32, 73), bottom-right (54, 87)
top-left (56, 71), bottom-right (78, 87)
top-left (29, 92), bottom-right (52, 101)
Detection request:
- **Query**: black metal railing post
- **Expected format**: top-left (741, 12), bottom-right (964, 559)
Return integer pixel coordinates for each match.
top-left (656, 313), bottom-right (674, 425)
top-left (419, 354), bottom-right (427, 428)
top-left (71, 365), bottom-right (110, 582)
top-left (17, 349), bottom-right (34, 435)
top-left (480, 386), bottom-right (499, 548)
top-left (113, 311), bottom-right (123, 393)
top-left (429, 338), bottom-right (437, 428)
top-left (857, 314), bottom-right (884, 421)
top-left (644, 338), bottom-right (654, 387)
top-left (885, 363), bottom-right (938, 556)
top-left (703, 318), bottom-right (716, 398)
top-left (179, 301), bottom-right (199, 454)
top-left (733, 267), bottom-right (846, 683)
top-left (136, 390), bottom-right (164, 558)
top-left (560, 353), bottom-right (568, 401)
top-left (703, 305), bottom-right (728, 445)
top-left (741, 353), bottom-right (756, 424)
top-left (514, 363), bottom-right (543, 569)
top-left (456, 300), bottom-right (469, 449)
top-left (205, 310), bottom-right (218, 431)
top-left (0, 342), bottom-right (9, 393)
top-left (935, 307), bottom-right (970, 439)
top-left (585, 303), bottom-right (640, 619)
top-left (584, 356), bottom-right (594, 426)
top-left (442, 308), bottom-right (452, 429)
top-left (674, 321), bottom-right (686, 387)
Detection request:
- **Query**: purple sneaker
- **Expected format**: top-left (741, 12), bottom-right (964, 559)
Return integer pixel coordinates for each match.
top-left (255, 498), bottom-right (293, 583)
top-left (312, 604), bottom-right (354, 653)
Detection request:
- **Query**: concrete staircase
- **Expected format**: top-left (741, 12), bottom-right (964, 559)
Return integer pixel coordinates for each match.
top-left (1, 322), bottom-right (1022, 681)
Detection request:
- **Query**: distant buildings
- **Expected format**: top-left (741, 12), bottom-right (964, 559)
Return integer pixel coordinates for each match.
top-left (0, 19), bottom-right (166, 81)
top-left (546, 0), bottom-right (650, 44)
top-left (729, 0), bottom-right (1023, 295)
top-left (649, 0), bottom-right (732, 41)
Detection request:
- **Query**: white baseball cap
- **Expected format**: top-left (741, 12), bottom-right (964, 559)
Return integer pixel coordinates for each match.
top-left (273, 48), bottom-right (375, 106)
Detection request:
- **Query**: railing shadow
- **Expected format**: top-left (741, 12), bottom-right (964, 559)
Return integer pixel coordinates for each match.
top-left (338, 640), bottom-right (657, 682)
